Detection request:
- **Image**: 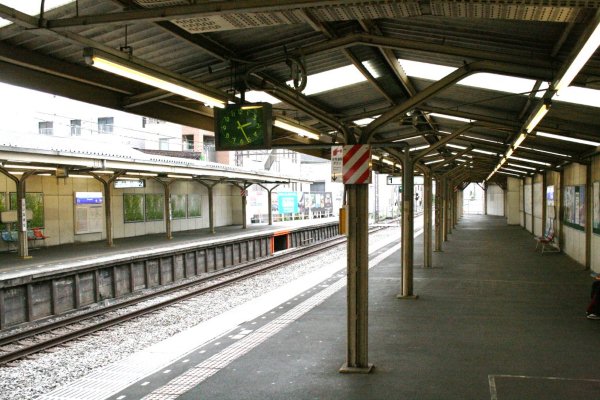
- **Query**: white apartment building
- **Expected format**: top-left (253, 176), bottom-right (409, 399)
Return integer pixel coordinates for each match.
top-left (2, 83), bottom-right (183, 151)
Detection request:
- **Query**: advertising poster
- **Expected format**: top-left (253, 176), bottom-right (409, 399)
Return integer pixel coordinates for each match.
top-left (594, 181), bottom-right (600, 235)
top-left (546, 185), bottom-right (554, 206)
top-left (277, 192), bottom-right (299, 214)
top-left (74, 192), bottom-right (103, 234)
top-left (564, 185), bottom-right (585, 231)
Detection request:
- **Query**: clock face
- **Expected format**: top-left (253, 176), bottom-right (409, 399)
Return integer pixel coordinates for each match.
top-left (215, 103), bottom-right (272, 151)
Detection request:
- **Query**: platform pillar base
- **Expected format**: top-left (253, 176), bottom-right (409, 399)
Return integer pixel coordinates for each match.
top-left (339, 363), bottom-right (374, 374)
top-left (397, 294), bottom-right (419, 300)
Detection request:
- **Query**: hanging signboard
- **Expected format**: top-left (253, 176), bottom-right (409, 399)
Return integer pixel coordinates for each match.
top-left (331, 146), bottom-right (343, 182)
top-left (114, 179), bottom-right (145, 189)
top-left (387, 176), bottom-right (402, 185)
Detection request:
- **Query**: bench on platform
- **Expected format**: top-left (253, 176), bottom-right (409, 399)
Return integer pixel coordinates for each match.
top-left (1, 231), bottom-right (17, 251)
top-left (535, 229), bottom-right (560, 254)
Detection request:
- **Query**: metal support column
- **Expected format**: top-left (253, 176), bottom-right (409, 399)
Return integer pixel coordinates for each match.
top-left (434, 178), bottom-right (443, 252)
top-left (103, 180), bottom-right (114, 246)
top-left (197, 180), bottom-right (219, 234)
top-left (541, 173), bottom-right (547, 236)
top-left (207, 185), bottom-right (215, 233)
top-left (258, 184), bottom-right (280, 226)
top-left (241, 185), bottom-right (248, 229)
top-left (398, 150), bottom-right (418, 299)
top-left (340, 184), bottom-right (373, 374)
top-left (152, 177), bottom-right (174, 239)
top-left (454, 189), bottom-right (458, 227)
top-left (16, 176), bottom-right (30, 259)
top-left (586, 164), bottom-right (592, 269)
top-left (447, 183), bottom-right (453, 234)
top-left (374, 172), bottom-right (379, 223)
top-left (423, 171), bottom-right (433, 267)
top-left (484, 183), bottom-right (488, 216)
top-left (91, 171), bottom-right (123, 247)
top-left (267, 189), bottom-right (273, 225)
top-left (441, 178), bottom-right (448, 242)
top-left (165, 183), bottom-right (173, 239)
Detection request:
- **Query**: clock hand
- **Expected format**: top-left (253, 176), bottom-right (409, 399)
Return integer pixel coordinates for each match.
top-left (236, 120), bottom-right (250, 142)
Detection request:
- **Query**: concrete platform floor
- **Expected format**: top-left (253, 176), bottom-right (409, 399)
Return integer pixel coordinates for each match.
top-left (161, 214), bottom-right (600, 399)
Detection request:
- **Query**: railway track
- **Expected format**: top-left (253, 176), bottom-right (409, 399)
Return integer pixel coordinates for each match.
top-left (0, 226), bottom-right (390, 366)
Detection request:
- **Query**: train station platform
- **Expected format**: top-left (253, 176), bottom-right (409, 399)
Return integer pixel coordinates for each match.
top-left (43, 214), bottom-right (600, 400)
top-left (0, 217), bottom-right (338, 283)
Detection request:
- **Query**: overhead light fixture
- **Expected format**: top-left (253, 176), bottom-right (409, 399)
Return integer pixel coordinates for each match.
top-left (473, 149), bottom-right (497, 156)
top-left (424, 159), bottom-right (444, 165)
top-left (510, 156), bottom-right (551, 166)
top-left (500, 167), bottom-right (527, 174)
top-left (497, 171), bottom-right (521, 177)
top-left (536, 131), bottom-right (600, 146)
top-left (382, 158), bottom-right (395, 166)
top-left (83, 48), bottom-right (226, 108)
top-left (273, 117), bottom-right (320, 140)
top-left (371, 155), bottom-right (381, 161)
top-left (429, 113), bottom-right (474, 123)
top-left (353, 116), bottom-right (378, 126)
top-left (167, 174), bottom-right (193, 179)
top-left (3, 164), bottom-right (56, 171)
top-left (507, 162), bottom-right (536, 171)
top-left (446, 143), bottom-right (468, 150)
top-left (92, 170), bottom-right (115, 174)
top-left (462, 134), bottom-right (504, 145)
top-left (513, 132), bottom-right (527, 148)
top-left (525, 100), bottom-right (551, 133)
top-left (409, 145), bottom-right (430, 152)
top-left (69, 174), bottom-right (94, 179)
top-left (519, 145), bottom-right (571, 158)
top-left (505, 147), bottom-right (514, 158)
top-left (126, 172), bottom-right (158, 177)
top-left (554, 21), bottom-right (600, 91)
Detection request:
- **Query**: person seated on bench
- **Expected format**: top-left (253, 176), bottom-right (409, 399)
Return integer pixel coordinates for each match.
top-left (586, 273), bottom-right (600, 320)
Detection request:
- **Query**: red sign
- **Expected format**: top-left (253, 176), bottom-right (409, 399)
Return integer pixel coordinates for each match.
top-left (343, 145), bottom-right (371, 184)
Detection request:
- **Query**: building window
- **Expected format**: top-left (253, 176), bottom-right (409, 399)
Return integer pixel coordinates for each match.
top-left (98, 117), bottom-right (114, 134)
top-left (70, 119), bottom-right (81, 136)
top-left (38, 121), bottom-right (53, 135)
top-left (159, 138), bottom-right (169, 150)
top-left (183, 135), bottom-right (194, 151)
top-left (142, 117), bottom-right (162, 128)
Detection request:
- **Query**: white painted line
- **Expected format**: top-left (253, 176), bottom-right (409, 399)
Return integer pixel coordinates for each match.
top-left (488, 375), bottom-right (498, 400)
top-left (488, 374), bottom-right (600, 400)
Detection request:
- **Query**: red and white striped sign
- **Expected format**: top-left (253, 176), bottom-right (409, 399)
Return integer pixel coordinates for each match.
top-left (343, 145), bottom-right (371, 184)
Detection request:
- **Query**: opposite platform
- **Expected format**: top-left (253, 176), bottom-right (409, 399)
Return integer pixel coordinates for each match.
top-left (0, 217), bottom-right (337, 283)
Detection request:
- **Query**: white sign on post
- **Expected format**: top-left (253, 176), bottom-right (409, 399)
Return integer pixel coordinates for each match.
top-left (331, 146), bottom-right (343, 182)
top-left (21, 198), bottom-right (27, 232)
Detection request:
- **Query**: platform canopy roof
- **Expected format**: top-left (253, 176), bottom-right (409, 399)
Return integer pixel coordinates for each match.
top-left (0, 132), bottom-right (297, 184)
top-left (1, 0), bottom-right (600, 186)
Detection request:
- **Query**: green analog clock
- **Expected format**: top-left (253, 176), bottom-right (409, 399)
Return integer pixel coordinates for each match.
top-left (215, 103), bottom-right (272, 151)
